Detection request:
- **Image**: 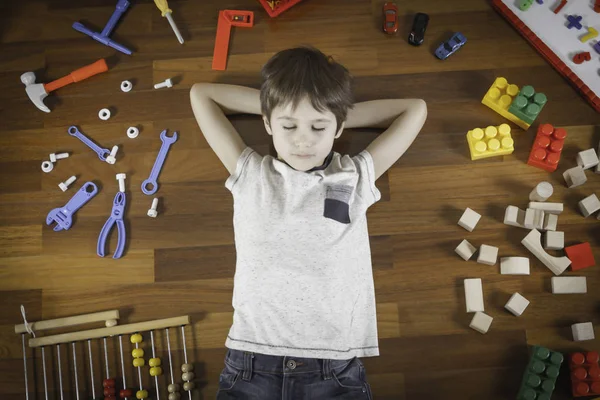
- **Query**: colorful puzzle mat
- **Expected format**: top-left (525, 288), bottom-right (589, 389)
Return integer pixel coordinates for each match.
top-left (492, 0), bottom-right (600, 112)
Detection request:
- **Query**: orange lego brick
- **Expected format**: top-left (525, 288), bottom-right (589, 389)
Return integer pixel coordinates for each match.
top-left (212, 10), bottom-right (254, 71)
top-left (527, 123), bottom-right (567, 172)
top-left (569, 351), bottom-right (600, 397)
top-left (481, 77), bottom-right (531, 129)
top-left (466, 124), bottom-right (514, 160)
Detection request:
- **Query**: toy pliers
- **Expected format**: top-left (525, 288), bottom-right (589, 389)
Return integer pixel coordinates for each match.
top-left (97, 191), bottom-right (126, 259)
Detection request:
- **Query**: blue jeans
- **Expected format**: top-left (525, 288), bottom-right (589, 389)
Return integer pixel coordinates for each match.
top-left (216, 349), bottom-right (373, 400)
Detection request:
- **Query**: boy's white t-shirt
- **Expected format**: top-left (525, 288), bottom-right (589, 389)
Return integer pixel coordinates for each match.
top-left (224, 147), bottom-right (382, 360)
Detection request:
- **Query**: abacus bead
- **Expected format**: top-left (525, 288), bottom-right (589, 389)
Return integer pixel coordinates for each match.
top-left (181, 363), bottom-right (194, 372)
top-left (182, 372), bottom-right (195, 381)
top-left (150, 366), bottom-right (163, 376)
top-left (183, 381), bottom-right (195, 391)
top-left (133, 358), bottom-right (145, 367)
top-left (136, 389), bottom-right (148, 399)
top-left (168, 383), bottom-right (180, 392)
top-left (120, 389), bottom-right (134, 398)
top-left (105, 319), bottom-right (117, 327)
top-left (132, 348), bottom-right (144, 358)
top-left (103, 378), bottom-right (116, 387)
top-left (104, 387), bottom-right (116, 395)
top-left (104, 396), bottom-right (117, 400)
top-left (168, 393), bottom-right (181, 400)
top-left (149, 357), bottom-right (161, 367)
top-left (130, 333), bottom-right (143, 343)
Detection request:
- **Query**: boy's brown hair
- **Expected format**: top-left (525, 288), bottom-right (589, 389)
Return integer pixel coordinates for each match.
top-left (260, 46), bottom-right (354, 131)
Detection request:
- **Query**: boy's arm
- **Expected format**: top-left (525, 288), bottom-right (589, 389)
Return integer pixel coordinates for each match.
top-left (190, 83), bottom-right (261, 175)
top-left (345, 99), bottom-right (427, 180)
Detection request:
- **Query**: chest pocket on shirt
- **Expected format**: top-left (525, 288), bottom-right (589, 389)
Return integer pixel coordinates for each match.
top-left (323, 185), bottom-right (353, 224)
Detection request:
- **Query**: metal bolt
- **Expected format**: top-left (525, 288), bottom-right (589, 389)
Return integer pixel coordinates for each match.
top-left (116, 173), bottom-right (126, 192)
top-left (147, 198), bottom-right (159, 218)
top-left (49, 152), bottom-right (69, 163)
top-left (59, 176), bottom-right (76, 192)
top-left (106, 145), bottom-right (119, 164)
top-left (154, 78), bottom-right (173, 89)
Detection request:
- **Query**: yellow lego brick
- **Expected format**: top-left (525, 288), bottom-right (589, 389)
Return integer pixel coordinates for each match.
top-left (481, 77), bottom-right (530, 130)
top-left (466, 124), bottom-right (514, 160)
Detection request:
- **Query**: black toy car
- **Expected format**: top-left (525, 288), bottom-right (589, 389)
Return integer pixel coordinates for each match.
top-left (408, 12), bottom-right (429, 46)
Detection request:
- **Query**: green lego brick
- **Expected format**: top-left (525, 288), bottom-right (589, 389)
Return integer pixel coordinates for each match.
top-left (508, 85), bottom-right (547, 125)
top-left (519, 0), bottom-right (534, 10)
top-left (517, 346), bottom-right (563, 400)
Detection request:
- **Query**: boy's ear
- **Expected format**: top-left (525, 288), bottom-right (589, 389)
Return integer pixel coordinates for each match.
top-left (334, 121), bottom-right (345, 139)
top-left (263, 116), bottom-right (273, 136)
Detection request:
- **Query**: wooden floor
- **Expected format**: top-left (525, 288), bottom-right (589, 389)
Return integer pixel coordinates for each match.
top-left (0, 0), bottom-right (599, 399)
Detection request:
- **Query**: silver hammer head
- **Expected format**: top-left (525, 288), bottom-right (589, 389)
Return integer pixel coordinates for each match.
top-left (21, 72), bottom-right (50, 113)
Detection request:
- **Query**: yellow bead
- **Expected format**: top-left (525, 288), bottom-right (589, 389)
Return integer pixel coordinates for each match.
top-left (130, 333), bottom-right (143, 344)
top-left (150, 366), bottom-right (163, 376)
top-left (181, 363), bottom-right (194, 372)
top-left (149, 358), bottom-right (161, 367)
top-left (132, 348), bottom-right (144, 358)
top-left (133, 358), bottom-right (145, 367)
top-left (136, 389), bottom-right (148, 399)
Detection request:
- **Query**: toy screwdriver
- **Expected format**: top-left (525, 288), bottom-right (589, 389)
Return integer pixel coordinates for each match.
top-left (153, 0), bottom-right (184, 44)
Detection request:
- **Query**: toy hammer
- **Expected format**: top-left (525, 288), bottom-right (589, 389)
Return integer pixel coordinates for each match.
top-left (21, 59), bottom-right (108, 113)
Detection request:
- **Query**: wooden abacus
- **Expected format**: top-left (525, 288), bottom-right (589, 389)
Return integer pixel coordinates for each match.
top-left (15, 309), bottom-right (195, 400)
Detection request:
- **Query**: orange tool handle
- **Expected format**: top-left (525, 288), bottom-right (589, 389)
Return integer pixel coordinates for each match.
top-left (44, 59), bottom-right (109, 93)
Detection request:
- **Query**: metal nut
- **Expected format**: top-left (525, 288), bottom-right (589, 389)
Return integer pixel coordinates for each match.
top-left (127, 126), bottom-right (139, 139)
top-left (98, 108), bottom-right (111, 120)
top-left (41, 161), bottom-right (53, 173)
top-left (120, 80), bottom-right (133, 92)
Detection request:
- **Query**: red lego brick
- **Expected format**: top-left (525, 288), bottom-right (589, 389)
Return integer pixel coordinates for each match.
top-left (570, 352), bottom-right (600, 397)
top-left (527, 123), bottom-right (567, 172)
top-left (257, 0), bottom-right (303, 18)
top-left (565, 242), bottom-right (596, 271)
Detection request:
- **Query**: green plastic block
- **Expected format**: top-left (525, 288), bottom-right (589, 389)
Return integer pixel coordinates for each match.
top-left (518, 0), bottom-right (534, 11)
top-left (516, 346), bottom-right (563, 400)
top-left (509, 85), bottom-right (547, 125)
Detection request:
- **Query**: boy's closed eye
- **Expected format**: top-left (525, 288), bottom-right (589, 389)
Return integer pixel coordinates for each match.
top-left (283, 126), bottom-right (326, 131)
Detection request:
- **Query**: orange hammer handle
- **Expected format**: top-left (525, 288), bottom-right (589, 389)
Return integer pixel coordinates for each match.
top-left (44, 59), bottom-right (108, 93)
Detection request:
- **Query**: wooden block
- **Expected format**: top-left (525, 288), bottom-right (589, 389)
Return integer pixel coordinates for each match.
top-left (563, 166), bottom-right (587, 188)
top-left (458, 207), bottom-right (481, 232)
top-left (464, 278), bottom-right (484, 313)
top-left (529, 181), bottom-right (553, 202)
top-left (551, 277), bottom-right (587, 294)
top-left (528, 202), bottom-right (563, 214)
top-left (571, 322), bottom-right (595, 341)
top-left (578, 194), bottom-right (600, 217)
top-left (521, 229), bottom-right (571, 275)
top-left (524, 209), bottom-right (544, 230)
top-left (455, 239), bottom-right (476, 261)
top-left (504, 205), bottom-right (525, 228)
top-left (477, 244), bottom-right (498, 266)
top-left (544, 231), bottom-right (564, 250)
top-left (469, 311), bottom-right (493, 334)
top-left (500, 257), bottom-right (530, 275)
top-left (505, 292), bottom-right (530, 316)
top-left (543, 213), bottom-right (558, 231)
top-left (576, 148), bottom-right (600, 170)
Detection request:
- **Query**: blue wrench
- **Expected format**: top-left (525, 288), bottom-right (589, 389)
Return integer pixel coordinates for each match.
top-left (46, 182), bottom-right (98, 231)
top-left (68, 126), bottom-right (110, 161)
top-left (141, 129), bottom-right (178, 195)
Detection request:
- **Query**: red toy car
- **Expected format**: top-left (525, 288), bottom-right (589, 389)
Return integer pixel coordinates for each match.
top-left (383, 2), bottom-right (398, 34)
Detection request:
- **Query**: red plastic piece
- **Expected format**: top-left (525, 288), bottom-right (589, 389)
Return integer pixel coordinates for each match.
top-left (527, 123), bottom-right (566, 172)
top-left (103, 378), bottom-right (115, 387)
top-left (119, 389), bottom-right (134, 398)
top-left (595, 0), bottom-right (600, 13)
top-left (491, 0), bottom-right (600, 112)
top-left (565, 242), bottom-right (596, 271)
top-left (212, 10), bottom-right (254, 71)
top-left (554, 0), bottom-right (567, 14)
top-left (573, 52), bottom-right (591, 64)
top-left (104, 387), bottom-right (116, 396)
top-left (382, 2), bottom-right (399, 34)
top-left (257, 0), bottom-right (303, 18)
top-left (569, 352), bottom-right (600, 397)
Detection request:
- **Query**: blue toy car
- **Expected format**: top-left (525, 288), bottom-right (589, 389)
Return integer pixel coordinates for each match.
top-left (434, 32), bottom-right (467, 60)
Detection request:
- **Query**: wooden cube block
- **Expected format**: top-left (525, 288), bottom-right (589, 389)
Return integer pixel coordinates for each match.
top-left (571, 322), bottom-right (595, 341)
top-left (578, 194), bottom-right (600, 217)
top-left (576, 148), bottom-right (599, 170)
top-left (469, 312), bottom-right (493, 334)
top-left (544, 231), bottom-right (564, 250)
top-left (455, 239), bottom-right (477, 261)
top-left (458, 207), bottom-right (481, 232)
top-left (505, 292), bottom-right (530, 316)
top-left (563, 166), bottom-right (587, 188)
top-left (477, 244), bottom-right (499, 266)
